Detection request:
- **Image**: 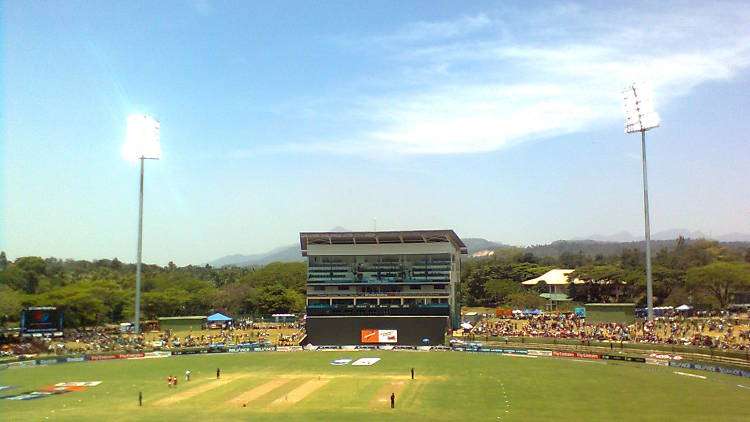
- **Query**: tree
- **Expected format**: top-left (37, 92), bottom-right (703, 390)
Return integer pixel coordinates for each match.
top-left (0, 265), bottom-right (26, 291)
top-left (0, 251), bottom-right (8, 270)
top-left (686, 262), bottom-right (750, 309)
top-left (15, 256), bottom-right (47, 294)
top-left (506, 291), bottom-right (546, 309)
top-left (0, 285), bottom-right (24, 325)
top-left (559, 250), bottom-right (587, 268)
top-left (518, 252), bottom-right (539, 264)
top-left (484, 279), bottom-right (521, 304)
top-left (251, 285), bottom-right (304, 315)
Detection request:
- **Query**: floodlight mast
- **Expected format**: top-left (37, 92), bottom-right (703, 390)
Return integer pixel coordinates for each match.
top-left (623, 84), bottom-right (659, 321)
top-left (126, 114), bottom-right (160, 335)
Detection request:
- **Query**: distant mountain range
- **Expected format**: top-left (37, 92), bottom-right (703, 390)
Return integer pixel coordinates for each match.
top-left (207, 229), bottom-right (749, 267)
top-left (572, 229), bottom-right (750, 243)
top-left (207, 245), bottom-right (304, 267)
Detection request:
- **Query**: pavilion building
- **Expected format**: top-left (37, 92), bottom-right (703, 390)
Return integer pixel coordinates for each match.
top-left (300, 230), bottom-right (466, 346)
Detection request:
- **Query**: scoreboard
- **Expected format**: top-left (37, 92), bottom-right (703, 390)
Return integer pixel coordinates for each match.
top-left (20, 307), bottom-right (64, 334)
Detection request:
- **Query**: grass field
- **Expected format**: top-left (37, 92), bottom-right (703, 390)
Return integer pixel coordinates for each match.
top-left (1, 351), bottom-right (748, 421)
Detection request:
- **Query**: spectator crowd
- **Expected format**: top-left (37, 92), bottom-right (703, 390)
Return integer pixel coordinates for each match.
top-left (469, 312), bottom-right (750, 351)
top-left (0, 322), bottom-right (304, 358)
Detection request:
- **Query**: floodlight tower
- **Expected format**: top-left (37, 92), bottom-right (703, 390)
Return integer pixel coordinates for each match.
top-left (123, 114), bottom-right (161, 334)
top-left (623, 83), bottom-right (660, 321)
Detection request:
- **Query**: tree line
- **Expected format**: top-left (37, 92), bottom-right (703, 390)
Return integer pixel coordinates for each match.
top-left (462, 238), bottom-right (750, 309)
top-left (1, 237), bottom-right (749, 328)
top-left (0, 252), bottom-right (304, 327)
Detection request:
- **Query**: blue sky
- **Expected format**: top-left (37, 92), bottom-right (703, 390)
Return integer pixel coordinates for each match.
top-left (2, 1), bottom-right (749, 265)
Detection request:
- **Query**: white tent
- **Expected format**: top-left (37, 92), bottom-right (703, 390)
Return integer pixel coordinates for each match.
top-left (676, 304), bottom-right (692, 311)
top-left (460, 322), bottom-right (473, 330)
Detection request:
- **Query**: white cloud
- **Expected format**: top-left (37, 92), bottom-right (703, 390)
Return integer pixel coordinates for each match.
top-left (286, 3), bottom-right (750, 155)
top-left (387, 14), bottom-right (491, 42)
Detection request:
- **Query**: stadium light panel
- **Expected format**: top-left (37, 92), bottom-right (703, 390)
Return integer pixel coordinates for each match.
top-left (123, 114), bottom-right (161, 160)
top-left (623, 83), bottom-right (660, 133)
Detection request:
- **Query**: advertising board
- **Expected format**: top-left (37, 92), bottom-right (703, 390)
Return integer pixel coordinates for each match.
top-left (669, 361), bottom-right (750, 378)
top-left (360, 329), bottom-right (398, 344)
top-left (527, 349), bottom-right (553, 357)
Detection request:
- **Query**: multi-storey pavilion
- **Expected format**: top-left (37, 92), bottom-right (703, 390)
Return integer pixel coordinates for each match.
top-left (300, 230), bottom-right (466, 345)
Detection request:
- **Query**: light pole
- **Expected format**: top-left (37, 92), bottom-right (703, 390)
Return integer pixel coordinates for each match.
top-left (623, 83), bottom-right (660, 321)
top-left (124, 114), bottom-right (161, 334)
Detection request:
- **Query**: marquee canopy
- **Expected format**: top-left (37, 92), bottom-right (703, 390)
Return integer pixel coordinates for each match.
top-left (207, 312), bottom-right (232, 322)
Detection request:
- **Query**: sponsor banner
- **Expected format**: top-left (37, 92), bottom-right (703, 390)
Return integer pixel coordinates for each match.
top-left (3, 390), bottom-right (69, 400)
top-left (35, 358), bottom-right (62, 366)
top-left (669, 361), bottom-right (750, 378)
top-left (54, 381), bottom-right (102, 387)
top-left (171, 349), bottom-right (204, 355)
top-left (378, 330), bottom-right (397, 343)
top-left (576, 353), bottom-right (600, 360)
top-left (602, 354), bottom-right (625, 361)
top-left (503, 349), bottom-right (528, 355)
top-left (646, 358), bottom-right (669, 366)
top-left (527, 349), bottom-right (553, 357)
top-left (361, 329), bottom-right (378, 344)
top-left (143, 351), bottom-right (171, 359)
top-left (351, 357), bottom-right (381, 366)
top-left (360, 329), bottom-right (398, 344)
top-left (227, 343), bottom-right (264, 353)
top-left (648, 353), bottom-right (682, 361)
top-left (2, 382), bottom-right (99, 401)
top-left (253, 347), bottom-right (276, 352)
top-left (7, 360), bottom-right (38, 368)
top-left (552, 351), bottom-right (600, 360)
top-left (117, 353), bottom-right (146, 360)
top-left (66, 356), bottom-right (86, 363)
top-left (626, 356), bottom-right (646, 363)
top-left (276, 346), bottom-right (303, 352)
top-left (394, 345), bottom-right (420, 351)
top-left (330, 359), bottom-right (352, 366)
top-left (88, 354), bottom-right (118, 361)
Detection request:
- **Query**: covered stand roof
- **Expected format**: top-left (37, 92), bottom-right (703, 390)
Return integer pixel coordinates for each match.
top-left (521, 269), bottom-right (584, 286)
top-left (207, 312), bottom-right (232, 322)
top-left (299, 230), bottom-right (468, 256)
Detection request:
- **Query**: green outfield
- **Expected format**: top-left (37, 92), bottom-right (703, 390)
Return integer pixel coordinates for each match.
top-left (1, 351), bottom-right (748, 421)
